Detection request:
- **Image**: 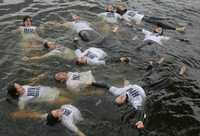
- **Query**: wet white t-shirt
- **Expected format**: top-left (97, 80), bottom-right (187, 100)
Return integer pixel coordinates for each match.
top-left (66, 71), bottom-right (96, 92)
top-left (60, 104), bottom-right (83, 133)
top-left (109, 84), bottom-right (146, 109)
top-left (72, 21), bottom-right (93, 33)
top-left (18, 85), bottom-right (60, 109)
top-left (122, 10), bottom-right (144, 24)
top-left (75, 47), bottom-right (107, 65)
top-left (142, 29), bottom-right (170, 45)
top-left (98, 12), bottom-right (122, 24)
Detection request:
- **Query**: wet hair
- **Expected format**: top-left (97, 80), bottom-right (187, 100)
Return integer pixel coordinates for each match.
top-left (46, 112), bottom-right (60, 126)
top-left (23, 16), bottom-right (32, 26)
top-left (154, 23), bottom-right (164, 35)
top-left (7, 84), bottom-right (19, 100)
top-left (43, 42), bottom-right (49, 49)
top-left (116, 7), bottom-right (127, 16)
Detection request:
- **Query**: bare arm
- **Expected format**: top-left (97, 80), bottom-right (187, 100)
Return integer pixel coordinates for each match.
top-left (28, 72), bottom-right (48, 85)
top-left (10, 111), bottom-right (45, 120)
top-left (44, 21), bottom-right (72, 28)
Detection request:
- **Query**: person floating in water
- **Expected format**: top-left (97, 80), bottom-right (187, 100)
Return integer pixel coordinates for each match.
top-left (54, 70), bottom-right (96, 92)
top-left (25, 41), bottom-right (76, 61)
top-left (90, 80), bottom-right (146, 129)
top-left (115, 3), bottom-right (185, 32)
top-left (46, 14), bottom-right (104, 44)
top-left (73, 42), bottom-right (130, 65)
top-left (98, 4), bottom-right (122, 24)
top-left (7, 82), bottom-right (71, 110)
top-left (46, 104), bottom-right (86, 136)
top-left (135, 23), bottom-right (189, 50)
top-left (15, 16), bottom-right (46, 50)
top-left (10, 104), bottom-right (86, 136)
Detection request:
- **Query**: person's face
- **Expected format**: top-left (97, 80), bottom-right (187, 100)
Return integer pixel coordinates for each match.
top-left (51, 109), bottom-right (62, 118)
top-left (154, 26), bottom-right (162, 34)
top-left (47, 42), bottom-right (56, 49)
top-left (77, 57), bottom-right (87, 65)
top-left (115, 95), bottom-right (127, 105)
top-left (107, 5), bottom-right (114, 12)
top-left (14, 83), bottom-right (24, 94)
top-left (55, 72), bottom-right (68, 81)
top-left (72, 15), bottom-right (80, 21)
top-left (24, 18), bottom-right (32, 27)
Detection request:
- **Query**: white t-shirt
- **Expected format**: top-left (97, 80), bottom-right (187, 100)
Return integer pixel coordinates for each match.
top-left (66, 71), bottom-right (96, 92)
top-left (98, 12), bottom-right (122, 24)
top-left (19, 26), bottom-right (37, 34)
top-left (122, 10), bottom-right (144, 24)
top-left (60, 104), bottom-right (83, 133)
top-left (75, 47), bottom-right (107, 65)
top-left (109, 84), bottom-right (146, 109)
top-left (142, 29), bottom-right (170, 45)
top-left (18, 85), bottom-right (60, 109)
top-left (72, 21), bottom-right (93, 33)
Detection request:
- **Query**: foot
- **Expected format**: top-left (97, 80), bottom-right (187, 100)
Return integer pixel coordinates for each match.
top-left (135, 121), bottom-right (144, 129)
top-left (176, 27), bottom-right (185, 32)
top-left (73, 37), bottom-right (79, 43)
top-left (120, 57), bottom-right (130, 63)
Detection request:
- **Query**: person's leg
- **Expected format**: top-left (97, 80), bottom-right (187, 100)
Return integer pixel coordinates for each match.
top-left (135, 41), bottom-right (152, 51)
top-left (87, 30), bottom-right (105, 45)
top-left (91, 82), bottom-right (110, 90)
top-left (79, 31), bottom-right (90, 42)
top-left (143, 16), bottom-right (176, 30)
top-left (130, 106), bottom-right (146, 129)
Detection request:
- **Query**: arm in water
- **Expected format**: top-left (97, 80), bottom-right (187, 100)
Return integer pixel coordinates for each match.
top-left (62, 118), bottom-right (86, 136)
top-left (28, 51), bottom-right (58, 61)
top-left (45, 21), bottom-right (72, 29)
top-left (27, 72), bottom-right (48, 85)
top-left (10, 111), bottom-right (46, 120)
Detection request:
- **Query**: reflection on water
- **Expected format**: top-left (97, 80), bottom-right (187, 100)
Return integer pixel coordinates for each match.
top-left (0, 0), bottom-right (200, 136)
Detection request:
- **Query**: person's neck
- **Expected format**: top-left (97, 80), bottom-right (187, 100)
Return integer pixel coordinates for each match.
top-left (19, 88), bottom-right (25, 96)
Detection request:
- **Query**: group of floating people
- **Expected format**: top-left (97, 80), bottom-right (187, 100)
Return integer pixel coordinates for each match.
top-left (6, 2), bottom-right (188, 136)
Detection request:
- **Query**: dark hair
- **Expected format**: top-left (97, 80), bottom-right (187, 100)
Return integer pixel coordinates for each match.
top-left (23, 16), bottom-right (32, 26)
top-left (75, 59), bottom-right (81, 65)
top-left (154, 23), bottom-right (164, 35)
top-left (7, 84), bottom-right (19, 100)
top-left (116, 8), bottom-right (127, 16)
top-left (43, 42), bottom-right (49, 49)
top-left (46, 112), bottom-right (59, 126)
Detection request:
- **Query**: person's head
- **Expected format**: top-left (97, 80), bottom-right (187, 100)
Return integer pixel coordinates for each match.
top-left (46, 109), bottom-right (61, 126)
top-left (153, 23), bottom-right (163, 35)
top-left (106, 4), bottom-right (114, 12)
top-left (116, 4), bottom-right (127, 15)
top-left (7, 83), bottom-right (24, 99)
top-left (55, 72), bottom-right (68, 82)
top-left (72, 14), bottom-right (81, 21)
top-left (43, 41), bottom-right (57, 50)
top-left (76, 57), bottom-right (87, 65)
top-left (115, 95), bottom-right (128, 106)
top-left (23, 16), bottom-right (32, 27)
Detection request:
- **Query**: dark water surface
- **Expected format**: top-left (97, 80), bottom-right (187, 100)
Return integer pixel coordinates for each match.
top-left (0, 0), bottom-right (200, 136)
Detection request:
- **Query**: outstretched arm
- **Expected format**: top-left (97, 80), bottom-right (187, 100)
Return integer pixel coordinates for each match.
top-left (62, 119), bottom-right (86, 136)
top-left (28, 72), bottom-right (48, 85)
top-left (45, 21), bottom-right (72, 28)
top-left (10, 111), bottom-right (45, 120)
